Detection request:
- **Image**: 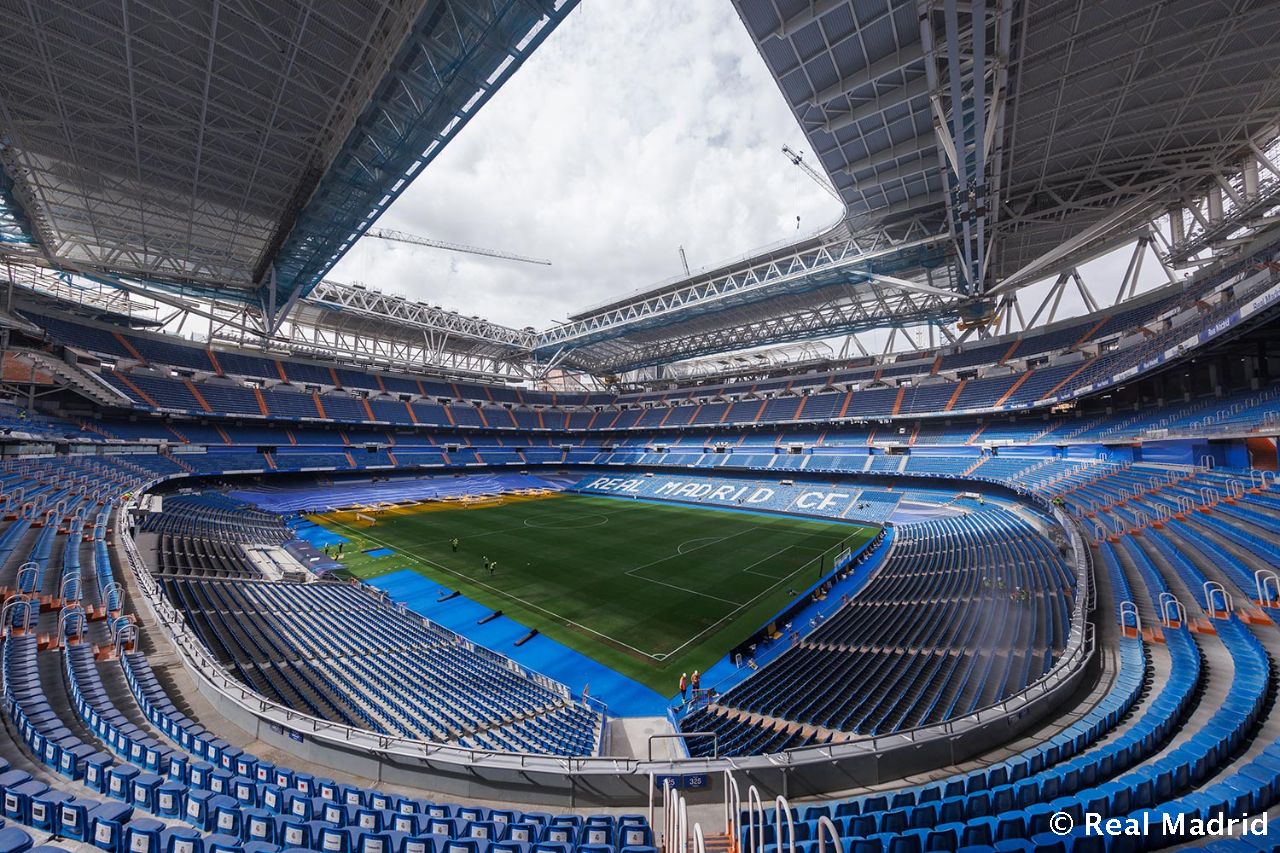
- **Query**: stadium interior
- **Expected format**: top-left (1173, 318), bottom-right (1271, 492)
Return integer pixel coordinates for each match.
top-left (2, 1), bottom-right (1280, 852)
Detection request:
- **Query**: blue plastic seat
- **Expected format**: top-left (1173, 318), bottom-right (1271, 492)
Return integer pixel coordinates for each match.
top-left (58, 797), bottom-right (98, 842)
top-left (401, 834), bottom-right (448, 853)
top-left (124, 819), bottom-right (166, 853)
top-left (29, 790), bottom-right (72, 832)
top-left (0, 827), bottom-right (33, 853)
top-left (4, 782), bottom-right (48, 823)
top-left (163, 826), bottom-right (204, 853)
top-left (90, 806), bottom-right (133, 853)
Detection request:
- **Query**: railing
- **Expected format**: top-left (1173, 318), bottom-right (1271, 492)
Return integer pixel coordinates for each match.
top-left (1203, 581), bottom-right (1233, 616)
top-left (1255, 570), bottom-right (1280, 608)
top-left (1158, 592), bottom-right (1185, 628)
top-left (109, 466), bottom-right (1096, 779)
top-left (1120, 601), bottom-right (1141, 634)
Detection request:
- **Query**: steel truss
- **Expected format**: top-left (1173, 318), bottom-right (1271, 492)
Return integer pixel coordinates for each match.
top-left (261, 0), bottom-right (581, 317)
top-left (918, 0), bottom-right (1012, 298)
top-left (570, 278), bottom-right (961, 374)
top-left (214, 279), bottom-right (538, 381)
top-left (534, 230), bottom-right (951, 355)
top-left (214, 318), bottom-right (533, 381)
top-left (1163, 134), bottom-right (1280, 267)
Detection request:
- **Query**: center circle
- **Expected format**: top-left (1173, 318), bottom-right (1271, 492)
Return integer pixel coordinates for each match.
top-left (522, 513), bottom-right (611, 530)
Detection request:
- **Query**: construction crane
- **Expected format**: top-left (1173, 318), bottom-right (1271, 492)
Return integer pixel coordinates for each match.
top-left (367, 228), bottom-right (551, 266)
top-left (782, 145), bottom-right (842, 202)
top-left (678, 245), bottom-right (690, 276)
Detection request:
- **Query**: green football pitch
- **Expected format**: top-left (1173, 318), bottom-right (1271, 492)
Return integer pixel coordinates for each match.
top-left (315, 493), bottom-right (876, 694)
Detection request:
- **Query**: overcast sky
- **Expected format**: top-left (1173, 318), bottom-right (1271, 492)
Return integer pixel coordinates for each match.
top-left (328, 0), bottom-right (844, 330)
top-left (327, 0), bottom-right (1173, 348)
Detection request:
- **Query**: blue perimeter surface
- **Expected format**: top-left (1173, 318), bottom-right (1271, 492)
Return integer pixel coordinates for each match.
top-left (364, 547), bottom-right (395, 558)
top-left (366, 516), bottom-right (892, 719)
top-left (289, 519), bottom-right (347, 549)
top-left (367, 570), bottom-right (670, 717)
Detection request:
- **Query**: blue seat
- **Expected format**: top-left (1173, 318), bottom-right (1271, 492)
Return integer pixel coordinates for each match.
top-left (323, 803), bottom-right (357, 827)
top-left (530, 844), bottom-right (571, 853)
top-left (277, 814), bottom-right (317, 845)
top-left (441, 840), bottom-right (489, 853)
top-left (29, 790), bottom-right (72, 832)
top-left (259, 787), bottom-right (283, 815)
top-left (241, 843), bottom-right (280, 853)
top-left (492, 844), bottom-right (529, 853)
top-left (392, 815), bottom-right (432, 836)
top-left (428, 819), bottom-right (463, 838)
top-left (846, 840), bottom-right (882, 853)
top-left (95, 806), bottom-right (136, 853)
top-left (213, 800), bottom-right (244, 837)
top-left (163, 824), bottom-right (206, 850)
top-left (1025, 835), bottom-right (1065, 853)
top-left (358, 832), bottom-right (403, 853)
top-left (617, 826), bottom-right (652, 848)
top-left (188, 762), bottom-right (214, 790)
top-left (124, 820), bottom-right (166, 853)
top-left (469, 822), bottom-right (502, 842)
top-left (277, 792), bottom-right (304, 821)
top-left (4, 782), bottom-right (48, 823)
top-left (317, 826), bottom-right (356, 853)
top-left (106, 767), bottom-right (139, 803)
top-left (922, 827), bottom-right (956, 852)
top-left (0, 827), bottom-right (33, 853)
top-left (401, 834), bottom-right (448, 853)
top-left (58, 797), bottom-right (98, 841)
top-left (59, 744), bottom-right (96, 780)
top-left (243, 808), bottom-right (276, 843)
top-left (205, 834), bottom-right (242, 853)
top-left (131, 774), bottom-right (163, 812)
top-left (231, 778), bottom-right (256, 804)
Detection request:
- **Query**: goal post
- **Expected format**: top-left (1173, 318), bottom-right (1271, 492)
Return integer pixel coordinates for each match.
top-left (354, 512), bottom-right (377, 526)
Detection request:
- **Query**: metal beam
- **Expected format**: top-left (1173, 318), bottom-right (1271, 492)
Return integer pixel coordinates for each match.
top-left (534, 233), bottom-right (951, 353)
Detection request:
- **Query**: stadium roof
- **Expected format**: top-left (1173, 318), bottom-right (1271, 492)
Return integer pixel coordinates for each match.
top-left (2, 0), bottom-right (1279, 378)
top-left (0, 0), bottom-right (578, 318)
top-left (738, 0), bottom-right (1280, 280)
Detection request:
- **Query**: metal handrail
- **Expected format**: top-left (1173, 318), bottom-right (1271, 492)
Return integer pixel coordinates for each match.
top-left (109, 469), bottom-right (1095, 774)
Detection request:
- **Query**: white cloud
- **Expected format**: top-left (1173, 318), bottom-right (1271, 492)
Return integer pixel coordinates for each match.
top-left (328, 0), bottom-right (843, 330)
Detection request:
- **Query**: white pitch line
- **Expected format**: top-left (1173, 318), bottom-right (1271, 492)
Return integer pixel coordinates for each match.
top-left (323, 514), bottom-right (668, 660)
top-left (742, 542), bottom-right (830, 578)
top-left (656, 536), bottom-right (864, 659)
top-left (623, 526), bottom-right (759, 578)
top-left (618, 572), bottom-right (744, 606)
top-left (327, 500), bottom-right (872, 666)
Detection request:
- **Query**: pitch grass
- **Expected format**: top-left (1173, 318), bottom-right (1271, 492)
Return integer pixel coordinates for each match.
top-left (315, 493), bottom-right (876, 695)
